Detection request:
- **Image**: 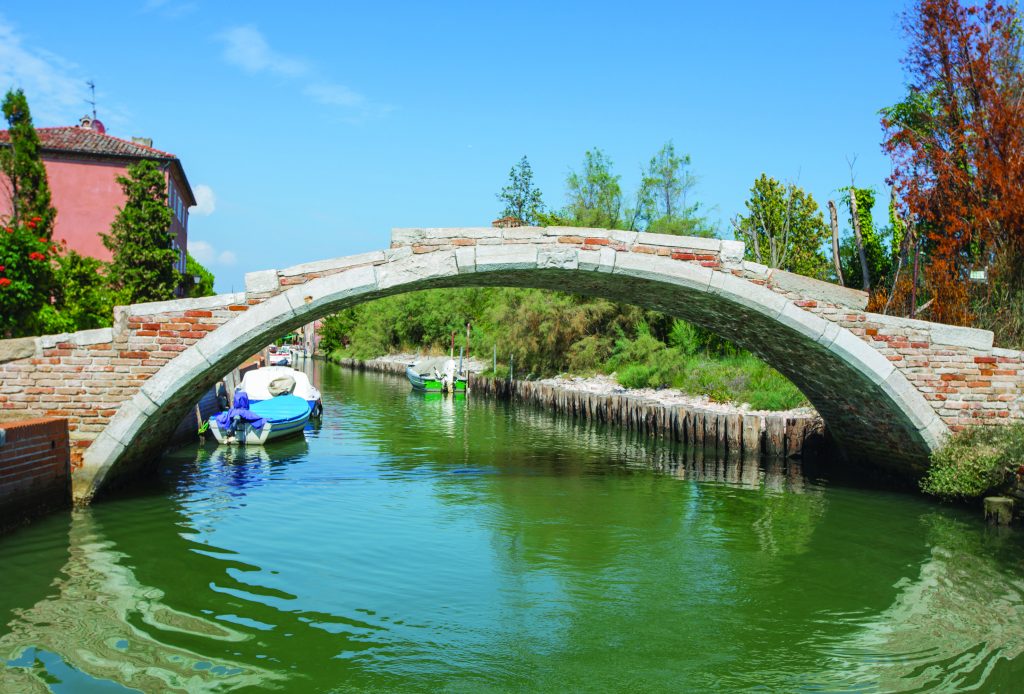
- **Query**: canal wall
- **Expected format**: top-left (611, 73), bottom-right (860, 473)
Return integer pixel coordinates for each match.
top-left (333, 356), bottom-right (827, 459)
top-left (0, 417), bottom-right (71, 531)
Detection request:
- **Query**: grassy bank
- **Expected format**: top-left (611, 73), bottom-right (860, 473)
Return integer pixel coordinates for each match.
top-left (321, 287), bottom-right (808, 411)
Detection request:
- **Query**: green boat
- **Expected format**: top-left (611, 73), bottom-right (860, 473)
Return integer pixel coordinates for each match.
top-left (405, 357), bottom-right (468, 393)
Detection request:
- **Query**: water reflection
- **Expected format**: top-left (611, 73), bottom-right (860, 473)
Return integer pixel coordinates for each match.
top-left (3, 365), bottom-right (1024, 691)
top-left (0, 511), bottom-right (283, 692)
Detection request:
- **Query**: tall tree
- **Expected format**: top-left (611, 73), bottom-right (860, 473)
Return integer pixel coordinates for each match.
top-left (0, 89), bottom-right (60, 337)
top-left (563, 148), bottom-right (622, 228)
top-left (0, 89), bottom-right (56, 235)
top-left (496, 156), bottom-right (544, 225)
top-left (882, 0), bottom-right (1024, 337)
top-left (642, 142), bottom-right (715, 237)
top-left (732, 174), bottom-right (831, 279)
top-left (102, 159), bottom-right (178, 304)
top-left (840, 187), bottom-right (891, 291)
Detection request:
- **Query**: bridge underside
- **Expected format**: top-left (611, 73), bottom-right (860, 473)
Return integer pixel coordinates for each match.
top-left (77, 253), bottom-right (944, 503)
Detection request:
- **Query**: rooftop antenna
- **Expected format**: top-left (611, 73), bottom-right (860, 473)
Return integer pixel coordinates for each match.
top-left (85, 80), bottom-right (97, 120)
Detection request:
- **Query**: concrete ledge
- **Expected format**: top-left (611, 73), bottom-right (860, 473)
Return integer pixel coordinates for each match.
top-left (771, 270), bottom-right (868, 310)
top-left (279, 251), bottom-right (386, 277)
top-left (37, 328), bottom-right (114, 349)
top-left (126, 292), bottom-right (246, 316)
top-left (392, 227), bottom-right (522, 245)
top-left (864, 311), bottom-right (994, 350)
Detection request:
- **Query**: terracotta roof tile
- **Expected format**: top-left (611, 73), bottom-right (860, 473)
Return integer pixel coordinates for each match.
top-left (0, 126), bottom-right (196, 207)
top-left (0, 126), bottom-right (177, 159)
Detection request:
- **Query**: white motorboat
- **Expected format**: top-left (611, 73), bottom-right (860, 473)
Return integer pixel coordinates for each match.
top-left (238, 365), bottom-right (323, 416)
top-left (208, 393), bottom-right (310, 445)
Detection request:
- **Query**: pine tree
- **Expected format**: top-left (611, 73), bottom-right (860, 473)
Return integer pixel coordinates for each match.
top-left (102, 160), bottom-right (179, 304)
top-left (0, 88), bottom-right (60, 337)
top-left (0, 89), bottom-right (56, 235)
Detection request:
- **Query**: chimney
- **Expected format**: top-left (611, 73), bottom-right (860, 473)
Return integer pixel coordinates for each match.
top-left (131, 136), bottom-right (153, 148)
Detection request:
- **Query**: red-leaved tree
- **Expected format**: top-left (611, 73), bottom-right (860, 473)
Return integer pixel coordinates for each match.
top-left (882, 0), bottom-right (1024, 341)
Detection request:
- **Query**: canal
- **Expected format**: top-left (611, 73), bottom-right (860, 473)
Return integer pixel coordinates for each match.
top-left (2, 360), bottom-right (1024, 691)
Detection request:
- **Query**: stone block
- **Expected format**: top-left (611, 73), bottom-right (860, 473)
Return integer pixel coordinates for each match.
top-left (577, 248), bottom-right (616, 273)
top-left (0, 337), bottom-right (36, 364)
top-left (720, 240), bottom-right (745, 267)
top-left (245, 269), bottom-right (280, 295)
top-left (375, 250), bottom-right (459, 291)
top-left (455, 247), bottom-right (476, 274)
top-left (742, 260), bottom-right (770, 276)
top-left (475, 245), bottom-right (539, 272)
top-left (640, 232), bottom-right (721, 251)
top-left (538, 247), bottom-right (578, 270)
top-left (384, 245), bottom-right (413, 262)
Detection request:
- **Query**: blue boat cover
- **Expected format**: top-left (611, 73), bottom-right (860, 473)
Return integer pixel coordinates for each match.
top-left (250, 394), bottom-right (309, 423)
top-left (214, 391), bottom-right (266, 431)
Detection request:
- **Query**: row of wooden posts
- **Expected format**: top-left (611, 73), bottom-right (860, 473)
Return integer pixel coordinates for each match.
top-left (335, 357), bottom-right (827, 460)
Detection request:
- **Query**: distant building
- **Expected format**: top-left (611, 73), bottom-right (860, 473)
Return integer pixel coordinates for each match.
top-left (0, 116), bottom-right (196, 279)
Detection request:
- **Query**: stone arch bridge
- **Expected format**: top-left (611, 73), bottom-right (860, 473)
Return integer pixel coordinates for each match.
top-left (1, 226), bottom-right (1021, 503)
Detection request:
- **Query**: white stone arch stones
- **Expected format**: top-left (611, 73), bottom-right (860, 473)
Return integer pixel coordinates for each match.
top-left (75, 244), bottom-right (949, 503)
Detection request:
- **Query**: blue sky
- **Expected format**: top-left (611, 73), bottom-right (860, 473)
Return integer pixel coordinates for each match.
top-left (1, 1), bottom-right (911, 293)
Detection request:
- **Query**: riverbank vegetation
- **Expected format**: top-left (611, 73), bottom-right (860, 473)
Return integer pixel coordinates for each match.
top-left (320, 287), bottom-right (808, 411)
top-left (921, 424), bottom-right (1024, 500)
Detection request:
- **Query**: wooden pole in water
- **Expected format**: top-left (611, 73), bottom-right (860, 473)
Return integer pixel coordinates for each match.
top-left (450, 331), bottom-right (455, 359)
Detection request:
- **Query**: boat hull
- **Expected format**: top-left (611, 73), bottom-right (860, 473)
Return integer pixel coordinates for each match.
top-left (405, 365), bottom-right (467, 393)
top-left (208, 394), bottom-right (311, 445)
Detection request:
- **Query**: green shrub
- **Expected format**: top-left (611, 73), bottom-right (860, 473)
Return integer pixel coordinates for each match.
top-left (921, 424), bottom-right (1024, 500)
top-left (617, 364), bottom-right (657, 389)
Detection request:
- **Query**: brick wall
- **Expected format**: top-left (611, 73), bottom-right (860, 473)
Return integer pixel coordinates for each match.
top-left (0, 417), bottom-right (70, 530)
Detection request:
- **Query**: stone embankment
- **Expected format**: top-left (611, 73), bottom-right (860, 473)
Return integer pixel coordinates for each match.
top-left (333, 354), bottom-right (826, 459)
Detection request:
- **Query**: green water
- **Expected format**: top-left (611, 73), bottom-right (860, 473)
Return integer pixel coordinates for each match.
top-left (3, 363), bottom-right (1024, 692)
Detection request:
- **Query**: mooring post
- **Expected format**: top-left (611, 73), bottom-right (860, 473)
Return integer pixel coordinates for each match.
top-left (984, 497), bottom-right (1014, 526)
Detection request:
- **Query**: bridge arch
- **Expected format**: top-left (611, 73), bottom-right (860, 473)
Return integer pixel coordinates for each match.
top-left (77, 240), bottom-right (950, 502)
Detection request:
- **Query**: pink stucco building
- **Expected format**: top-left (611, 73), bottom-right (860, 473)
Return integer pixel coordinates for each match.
top-left (0, 117), bottom-right (195, 275)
